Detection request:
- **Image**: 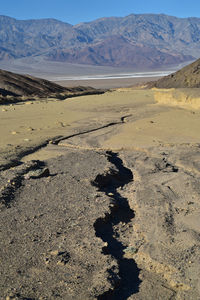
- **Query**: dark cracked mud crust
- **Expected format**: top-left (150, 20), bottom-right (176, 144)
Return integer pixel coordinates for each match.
top-left (0, 149), bottom-right (140, 299)
top-left (1, 138), bottom-right (200, 299)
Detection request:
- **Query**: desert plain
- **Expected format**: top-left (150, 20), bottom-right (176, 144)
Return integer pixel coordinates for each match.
top-left (0, 79), bottom-right (200, 299)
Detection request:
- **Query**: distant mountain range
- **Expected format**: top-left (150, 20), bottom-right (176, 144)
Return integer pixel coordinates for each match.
top-left (0, 14), bottom-right (200, 69)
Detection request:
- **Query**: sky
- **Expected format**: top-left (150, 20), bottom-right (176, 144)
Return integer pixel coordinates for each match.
top-left (1, 0), bottom-right (200, 24)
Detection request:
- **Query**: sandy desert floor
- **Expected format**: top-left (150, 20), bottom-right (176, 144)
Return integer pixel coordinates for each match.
top-left (0, 86), bottom-right (200, 299)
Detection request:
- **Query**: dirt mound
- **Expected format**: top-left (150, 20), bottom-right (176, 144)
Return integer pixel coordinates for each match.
top-left (148, 58), bottom-right (200, 88)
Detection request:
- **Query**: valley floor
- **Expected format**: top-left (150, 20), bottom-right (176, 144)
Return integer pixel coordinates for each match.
top-left (55, 76), bottom-right (161, 90)
top-left (0, 88), bottom-right (200, 299)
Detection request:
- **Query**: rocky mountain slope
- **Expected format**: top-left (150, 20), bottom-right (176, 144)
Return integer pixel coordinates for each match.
top-left (0, 14), bottom-right (200, 68)
top-left (0, 69), bottom-right (67, 97)
top-left (149, 58), bottom-right (200, 88)
top-left (47, 35), bottom-right (192, 68)
top-left (0, 69), bottom-right (104, 104)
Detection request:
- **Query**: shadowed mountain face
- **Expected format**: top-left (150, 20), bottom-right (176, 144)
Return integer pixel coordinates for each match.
top-left (149, 58), bottom-right (200, 88)
top-left (0, 14), bottom-right (199, 68)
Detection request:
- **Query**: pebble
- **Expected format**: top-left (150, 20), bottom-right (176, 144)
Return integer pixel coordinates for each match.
top-left (55, 121), bottom-right (65, 127)
top-left (57, 260), bottom-right (65, 266)
top-left (24, 168), bottom-right (50, 179)
top-left (124, 246), bottom-right (138, 254)
top-left (50, 250), bottom-right (59, 256)
top-left (108, 192), bottom-right (114, 196)
top-left (27, 127), bottom-right (34, 131)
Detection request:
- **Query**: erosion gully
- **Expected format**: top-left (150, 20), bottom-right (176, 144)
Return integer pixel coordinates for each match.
top-left (92, 151), bottom-right (141, 299)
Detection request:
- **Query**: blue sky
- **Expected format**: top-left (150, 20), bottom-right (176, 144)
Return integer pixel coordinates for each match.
top-left (1, 0), bottom-right (200, 24)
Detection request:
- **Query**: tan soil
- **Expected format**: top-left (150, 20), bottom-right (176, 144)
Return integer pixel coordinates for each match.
top-left (153, 88), bottom-right (200, 110)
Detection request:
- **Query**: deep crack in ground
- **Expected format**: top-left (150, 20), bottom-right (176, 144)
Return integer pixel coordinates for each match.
top-left (93, 151), bottom-right (141, 299)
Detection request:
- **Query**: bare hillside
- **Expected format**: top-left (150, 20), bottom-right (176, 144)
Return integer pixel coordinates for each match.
top-left (148, 58), bottom-right (200, 88)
